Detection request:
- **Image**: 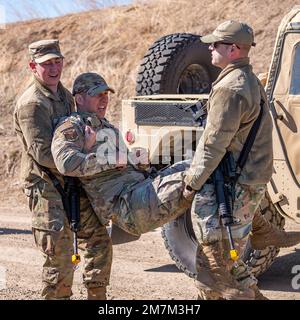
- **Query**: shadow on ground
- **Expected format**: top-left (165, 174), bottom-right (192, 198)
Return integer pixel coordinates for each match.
top-left (0, 228), bottom-right (32, 235)
top-left (258, 248), bottom-right (300, 293)
top-left (144, 248), bottom-right (300, 293)
top-left (144, 264), bottom-right (181, 273)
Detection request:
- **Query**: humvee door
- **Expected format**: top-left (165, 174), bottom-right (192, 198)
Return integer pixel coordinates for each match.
top-left (267, 6), bottom-right (300, 223)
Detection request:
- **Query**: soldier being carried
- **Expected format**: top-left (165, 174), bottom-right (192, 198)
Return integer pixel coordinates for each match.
top-left (51, 72), bottom-right (192, 236)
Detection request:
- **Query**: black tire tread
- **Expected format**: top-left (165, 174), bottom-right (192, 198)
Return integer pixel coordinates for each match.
top-left (161, 225), bottom-right (197, 279)
top-left (136, 33), bottom-right (201, 95)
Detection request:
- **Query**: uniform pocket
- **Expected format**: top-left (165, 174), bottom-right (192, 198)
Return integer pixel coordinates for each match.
top-left (30, 180), bottom-right (65, 232)
top-left (152, 172), bottom-right (185, 210)
top-left (33, 228), bottom-right (59, 256)
top-left (233, 183), bottom-right (266, 224)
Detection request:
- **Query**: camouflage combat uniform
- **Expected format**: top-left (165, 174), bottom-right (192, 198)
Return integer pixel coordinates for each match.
top-left (185, 57), bottom-right (273, 244)
top-left (13, 41), bottom-right (112, 299)
top-left (51, 112), bottom-right (191, 236)
top-left (184, 33), bottom-right (273, 298)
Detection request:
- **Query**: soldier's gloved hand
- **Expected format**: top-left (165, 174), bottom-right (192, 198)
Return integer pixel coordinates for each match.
top-left (183, 184), bottom-right (196, 202)
top-left (84, 125), bottom-right (96, 152)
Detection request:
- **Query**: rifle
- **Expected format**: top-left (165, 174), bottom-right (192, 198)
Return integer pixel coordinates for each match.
top-left (212, 152), bottom-right (239, 261)
top-left (64, 176), bottom-right (81, 265)
top-left (38, 165), bottom-right (81, 266)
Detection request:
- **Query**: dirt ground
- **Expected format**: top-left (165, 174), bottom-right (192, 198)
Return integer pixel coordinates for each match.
top-left (0, 197), bottom-right (299, 300)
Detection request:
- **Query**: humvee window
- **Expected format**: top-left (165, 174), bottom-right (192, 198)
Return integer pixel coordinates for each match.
top-left (290, 42), bottom-right (300, 95)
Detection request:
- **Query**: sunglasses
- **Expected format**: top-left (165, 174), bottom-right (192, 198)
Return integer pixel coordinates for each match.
top-left (210, 42), bottom-right (241, 50)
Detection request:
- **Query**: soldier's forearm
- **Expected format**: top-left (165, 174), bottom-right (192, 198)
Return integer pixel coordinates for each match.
top-left (29, 143), bottom-right (56, 168)
top-left (79, 153), bottom-right (118, 176)
top-left (53, 148), bottom-right (117, 177)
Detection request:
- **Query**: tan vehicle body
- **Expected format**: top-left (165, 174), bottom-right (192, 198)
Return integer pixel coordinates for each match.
top-left (122, 95), bottom-right (206, 165)
top-left (121, 6), bottom-right (300, 224)
top-left (265, 6), bottom-right (300, 224)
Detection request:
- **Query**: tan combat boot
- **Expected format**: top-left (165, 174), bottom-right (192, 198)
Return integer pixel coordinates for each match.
top-left (230, 261), bottom-right (269, 300)
top-left (87, 286), bottom-right (107, 300)
top-left (195, 242), bottom-right (255, 300)
top-left (250, 210), bottom-right (300, 250)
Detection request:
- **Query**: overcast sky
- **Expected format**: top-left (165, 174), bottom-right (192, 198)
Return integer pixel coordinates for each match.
top-left (0, 0), bottom-right (132, 23)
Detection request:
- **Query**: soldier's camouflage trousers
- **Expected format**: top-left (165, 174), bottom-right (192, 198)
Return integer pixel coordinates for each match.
top-left (191, 182), bottom-right (266, 245)
top-left (112, 161), bottom-right (192, 235)
top-left (191, 181), bottom-right (266, 289)
top-left (26, 180), bottom-right (112, 300)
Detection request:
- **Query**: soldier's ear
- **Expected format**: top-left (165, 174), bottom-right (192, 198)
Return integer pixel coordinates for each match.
top-left (75, 94), bottom-right (84, 106)
top-left (29, 60), bottom-right (37, 73)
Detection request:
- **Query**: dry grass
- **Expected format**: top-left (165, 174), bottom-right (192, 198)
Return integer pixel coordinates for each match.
top-left (0, 0), bottom-right (299, 183)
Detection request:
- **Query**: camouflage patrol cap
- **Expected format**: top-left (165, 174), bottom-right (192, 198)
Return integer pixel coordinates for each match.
top-left (201, 20), bottom-right (256, 47)
top-left (72, 72), bottom-right (115, 96)
top-left (29, 39), bottom-right (64, 63)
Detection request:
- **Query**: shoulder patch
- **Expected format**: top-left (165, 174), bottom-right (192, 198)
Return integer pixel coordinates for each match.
top-left (62, 127), bottom-right (79, 142)
top-left (55, 119), bottom-right (79, 142)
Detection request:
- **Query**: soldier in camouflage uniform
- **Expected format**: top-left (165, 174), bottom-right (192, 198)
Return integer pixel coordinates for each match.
top-left (183, 21), bottom-right (273, 300)
top-left (51, 72), bottom-right (191, 238)
top-left (13, 41), bottom-right (112, 300)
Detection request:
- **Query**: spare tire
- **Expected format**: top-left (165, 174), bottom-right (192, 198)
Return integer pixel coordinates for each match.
top-left (136, 33), bottom-right (220, 95)
top-left (161, 193), bottom-right (285, 279)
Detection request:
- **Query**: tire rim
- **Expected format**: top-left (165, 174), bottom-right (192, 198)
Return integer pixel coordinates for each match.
top-left (177, 64), bottom-right (211, 94)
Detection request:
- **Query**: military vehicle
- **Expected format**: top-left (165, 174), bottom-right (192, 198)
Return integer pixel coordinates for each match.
top-left (119, 6), bottom-right (300, 279)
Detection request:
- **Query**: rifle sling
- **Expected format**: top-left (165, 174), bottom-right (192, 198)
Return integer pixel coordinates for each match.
top-left (235, 99), bottom-right (264, 180)
top-left (36, 163), bottom-right (70, 219)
